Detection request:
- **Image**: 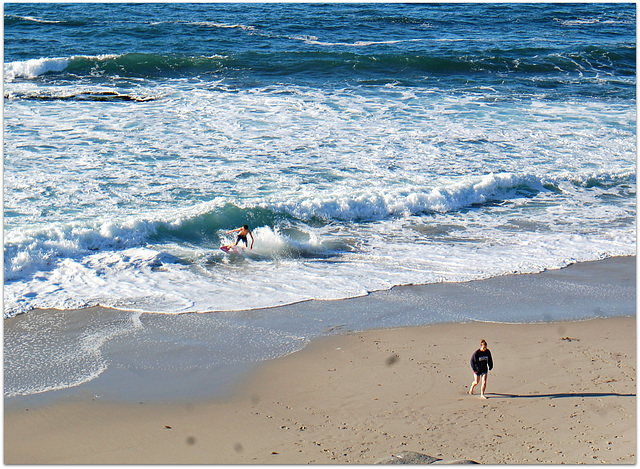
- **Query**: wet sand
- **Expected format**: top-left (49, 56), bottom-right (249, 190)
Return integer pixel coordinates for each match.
top-left (4, 257), bottom-right (636, 464)
top-left (4, 317), bottom-right (636, 464)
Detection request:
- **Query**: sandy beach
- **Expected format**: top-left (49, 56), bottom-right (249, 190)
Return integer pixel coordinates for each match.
top-left (5, 257), bottom-right (636, 464)
top-left (5, 317), bottom-right (636, 463)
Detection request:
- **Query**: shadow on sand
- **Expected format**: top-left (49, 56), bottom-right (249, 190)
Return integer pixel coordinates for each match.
top-left (487, 392), bottom-right (635, 399)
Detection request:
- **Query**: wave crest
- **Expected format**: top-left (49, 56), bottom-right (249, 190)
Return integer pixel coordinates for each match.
top-left (266, 172), bottom-right (555, 222)
top-left (4, 171), bottom-right (633, 285)
top-left (5, 44), bottom-right (634, 83)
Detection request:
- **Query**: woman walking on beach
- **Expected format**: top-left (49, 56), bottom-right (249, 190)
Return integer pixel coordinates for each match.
top-left (469, 339), bottom-right (493, 399)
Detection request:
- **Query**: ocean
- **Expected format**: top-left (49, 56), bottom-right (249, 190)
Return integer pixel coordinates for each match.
top-left (4, 3), bottom-right (636, 400)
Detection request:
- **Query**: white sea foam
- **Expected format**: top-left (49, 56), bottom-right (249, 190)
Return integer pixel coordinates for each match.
top-left (3, 79), bottom-right (636, 318)
top-left (293, 36), bottom-right (425, 47)
top-left (11, 15), bottom-right (63, 24)
top-left (4, 187), bottom-right (635, 318)
top-left (556, 17), bottom-right (632, 27)
top-left (4, 310), bottom-right (143, 398)
top-left (4, 54), bottom-right (120, 81)
top-left (4, 168), bottom-right (628, 292)
top-left (191, 21), bottom-right (255, 31)
top-left (262, 172), bottom-right (556, 221)
top-left (4, 57), bottom-right (70, 80)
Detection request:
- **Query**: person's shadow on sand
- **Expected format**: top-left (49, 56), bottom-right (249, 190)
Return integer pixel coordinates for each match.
top-left (487, 392), bottom-right (635, 399)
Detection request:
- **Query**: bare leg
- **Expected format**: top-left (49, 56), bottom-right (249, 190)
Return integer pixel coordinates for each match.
top-left (469, 373), bottom-right (480, 395)
top-left (480, 374), bottom-right (488, 399)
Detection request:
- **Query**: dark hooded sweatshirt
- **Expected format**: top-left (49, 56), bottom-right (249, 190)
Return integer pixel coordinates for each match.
top-left (470, 348), bottom-right (493, 375)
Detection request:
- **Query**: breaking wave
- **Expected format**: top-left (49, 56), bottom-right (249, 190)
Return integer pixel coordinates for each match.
top-left (5, 45), bottom-right (635, 84)
top-left (5, 171), bottom-right (633, 287)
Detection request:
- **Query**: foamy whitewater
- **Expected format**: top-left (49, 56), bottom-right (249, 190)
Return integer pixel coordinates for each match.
top-left (3, 4), bottom-right (636, 398)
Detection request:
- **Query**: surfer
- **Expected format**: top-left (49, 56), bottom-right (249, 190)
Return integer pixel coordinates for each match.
top-left (468, 339), bottom-right (493, 399)
top-left (226, 225), bottom-right (254, 249)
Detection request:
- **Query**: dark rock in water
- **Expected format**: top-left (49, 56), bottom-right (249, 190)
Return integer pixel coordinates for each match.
top-left (375, 451), bottom-right (478, 464)
top-left (4, 91), bottom-right (155, 102)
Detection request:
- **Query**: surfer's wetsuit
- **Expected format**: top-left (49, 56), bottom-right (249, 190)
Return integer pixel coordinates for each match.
top-left (470, 348), bottom-right (493, 375)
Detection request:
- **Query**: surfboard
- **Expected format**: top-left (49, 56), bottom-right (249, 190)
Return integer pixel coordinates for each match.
top-left (220, 245), bottom-right (240, 253)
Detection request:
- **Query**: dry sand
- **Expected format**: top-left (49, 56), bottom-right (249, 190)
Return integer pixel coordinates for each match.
top-left (4, 316), bottom-right (635, 464)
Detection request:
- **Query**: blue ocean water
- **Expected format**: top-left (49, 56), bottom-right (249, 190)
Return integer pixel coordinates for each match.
top-left (4, 3), bottom-right (636, 317)
top-left (3, 3), bottom-right (637, 399)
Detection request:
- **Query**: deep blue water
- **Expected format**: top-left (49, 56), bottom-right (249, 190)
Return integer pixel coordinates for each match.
top-left (5, 3), bottom-right (635, 94)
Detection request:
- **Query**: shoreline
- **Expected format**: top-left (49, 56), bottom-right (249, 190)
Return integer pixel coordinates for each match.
top-left (5, 316), bottom-right (636, 464)
top-left (4, 256), bottom-right (636, 408)
top-left (4, 256), bottom-right (637, 464)
top-left (6, 255), bottom-right (637, 320)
